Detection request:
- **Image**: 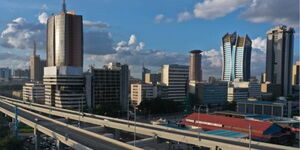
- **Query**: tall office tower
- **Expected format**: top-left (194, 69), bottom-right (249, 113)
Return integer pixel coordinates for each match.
top-left (188, 50), bottom-right (202, 94)
top-left (85, 63), bottom-right (129, 112)
top-left (222, 32), bottom-right (252, 81)
top-left (46, 0), bottom-right (83, 67)
top-left (189, 50), bottom-right (202, 82)
top-left (161, 64), bottom-right (189, 102)
top-left (30, 41), bottom-right (46, 82)
top-left (292, 61), bottom-right (300, 85)
top-left (266, 26), bottom-right (294, 96)
top-left (44, 1), bottom-right (85, 109)
top-left (142, 65), bottom-right (151, 82)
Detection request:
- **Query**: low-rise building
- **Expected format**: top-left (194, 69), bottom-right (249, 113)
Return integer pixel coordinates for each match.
top-left (196, 81), bottom-right (228, 105)
top-left (131, 83), bottom-right (158, 106)
top-left (23, 82), bottom-right (45, 104)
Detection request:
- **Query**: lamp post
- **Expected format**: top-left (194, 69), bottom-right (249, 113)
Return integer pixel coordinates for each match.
top-left (134, 106), bottom-right (137, 147)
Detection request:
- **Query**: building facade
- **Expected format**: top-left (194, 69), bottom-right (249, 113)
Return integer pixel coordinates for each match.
top-left (266, 26), bottom-right (294, 96)
top-left (161, 64), bottom-right (189, 102)
top-left (142, 66), bottom-right (151, 83)
top-left (292, 61), bottom-right (300, 85)
top-left (23, 82), bottom-right (45, 104)
top-left (86, 63), bottom-right (129, 111)
top-left (222, 32), bottom-right (252, 81)
top-left (131, 83), bottom-right (158, 106)
top-left (13, 69), bottom-right (29, 79)
top-left (44, 66), bottom-right (85, 109)
top-left (145, 73), bottom-right (161, 84)
top-left (196, 81), bottom-right (228, 105)
top-left (30, 41), bottom-right (46, 82)
top-left (46, 7), bottom-right (83, 67)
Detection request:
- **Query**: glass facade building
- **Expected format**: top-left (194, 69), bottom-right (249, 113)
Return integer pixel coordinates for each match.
top-left (222, 32), bottom-right (252, 81)
top-left (266, 26), bottom-right (294, 96)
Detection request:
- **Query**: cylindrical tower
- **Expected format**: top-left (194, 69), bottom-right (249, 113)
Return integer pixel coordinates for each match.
top-left (189, 50), bottom-right (202, 82)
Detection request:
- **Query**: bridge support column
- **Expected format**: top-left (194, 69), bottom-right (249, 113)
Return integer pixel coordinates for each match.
top-left (34, 127), bottom-right (41, 150)
top-left (56, 140), bottom-right (66, 150)
top-left (114, 129), bottom-right (120, 140)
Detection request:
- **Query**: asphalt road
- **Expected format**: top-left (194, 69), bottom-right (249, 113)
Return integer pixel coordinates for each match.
top-left (0, 102), bottom-right (132, 150)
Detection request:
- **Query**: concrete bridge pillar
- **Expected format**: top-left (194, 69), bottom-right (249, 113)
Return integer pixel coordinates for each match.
top-left (56, 140), bottom-right (66, 150)
top-left (114, 129), bottom-right (120, 140)
top-left (34, 127), bottom-right (41, 150)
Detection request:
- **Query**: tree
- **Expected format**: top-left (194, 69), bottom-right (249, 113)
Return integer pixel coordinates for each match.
top-left (222, 101), bottom-right (237, 111)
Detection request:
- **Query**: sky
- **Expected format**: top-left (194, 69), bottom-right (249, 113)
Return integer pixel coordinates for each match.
top-left (0, 0), bottom-right (299, 79)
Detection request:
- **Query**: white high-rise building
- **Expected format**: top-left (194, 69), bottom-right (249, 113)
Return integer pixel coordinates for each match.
top-left (222, 32), bottom-right (252, 81)
top-left (161, 64), bottom-right (189, 102)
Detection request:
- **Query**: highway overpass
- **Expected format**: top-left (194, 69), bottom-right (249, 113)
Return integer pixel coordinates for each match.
top-left (0, 96), bottom-right (297, 150)
top-left (0, 100), bottom-right (142, 150)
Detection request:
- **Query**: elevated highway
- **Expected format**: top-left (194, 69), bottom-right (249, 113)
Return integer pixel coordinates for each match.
top-left (0, 100), bottom-right (141, 150)
top-left (0, 96), bottom-right (297, 150)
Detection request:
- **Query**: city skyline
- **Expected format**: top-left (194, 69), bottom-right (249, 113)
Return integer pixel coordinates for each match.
top-left (0, 0), bottom-right (299, 79)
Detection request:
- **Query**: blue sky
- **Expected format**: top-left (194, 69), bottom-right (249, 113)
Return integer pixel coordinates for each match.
top-left (0, 0), bottom-right (299, 79)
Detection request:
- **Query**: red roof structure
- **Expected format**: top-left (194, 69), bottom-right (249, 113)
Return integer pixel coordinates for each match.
top-left (181, 113), bottom-right (285, 140)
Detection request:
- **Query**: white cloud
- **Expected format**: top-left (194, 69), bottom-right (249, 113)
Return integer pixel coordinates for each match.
top-left (241, 0), bottom-right (299, 28)
top-left (128, 34), bottom-right (137, 45)
top-left (193, 0), bottom-right (249, 19)
top-left (177, 11), bottom-right (193, 22)
top-left (252, 37), bottom-right (266, 53)
top-left (38, 12), bottom-right (48, 24)
top-left (154, 14), bottom-right (164, 23)
top-left (0, 17), bottom-right (45, 50)
top-left (115, 34), bottom-right (144, 51)
top-left (0, 52), bottom-right (29, 70)
top-left (83, 20), bottom-right (110, 29)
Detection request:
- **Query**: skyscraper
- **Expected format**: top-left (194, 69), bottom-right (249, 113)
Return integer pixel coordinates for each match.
top-left (44, 0), bottom-right (85, 109)
top-left (266, 26), bottom-right (294, 96)
top-left (46, 0), bottom-right (83, 67)
top-left (30, 41), bottom-right (46, 82)
top-left (222, 32), bottom-right (252, 81)
top-left (189, 50), bottom-right (202, 82)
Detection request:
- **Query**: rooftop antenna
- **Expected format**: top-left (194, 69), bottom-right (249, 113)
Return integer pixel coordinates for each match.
top-left (62, 0), bottom-right (67, 13)
top-left (33, 40), bottom-right (36, 56)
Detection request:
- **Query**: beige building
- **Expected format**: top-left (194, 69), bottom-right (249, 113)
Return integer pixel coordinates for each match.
top-left (23, 82), bottom-right (45, 104)
top-left (227, 79), bottom-right (261, 102)
top-left (131, 83), bottom-right (157, 106)
top-left (145, 73), bottom-right (161, 84)
top-left (292, 61), bottom-right (300, 85)
top-left (161, 64), bottom-right (189, 101)
top-left (44, 66), bottom-right (85, 109)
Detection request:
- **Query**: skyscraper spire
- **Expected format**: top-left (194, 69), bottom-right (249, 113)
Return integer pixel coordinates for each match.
top-left (62, 0), bottom-right (66, 12)
top-left (33, 40), bottom-right (36, 56)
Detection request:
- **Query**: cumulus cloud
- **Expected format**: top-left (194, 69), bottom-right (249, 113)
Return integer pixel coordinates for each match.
top-left (38, 12), bottom-right (48, 24)
top-left (193, 0), bottom-right (249, 19)
top-left (115, 34), bottom-right (145, 51)
top-left (241, 0), bottom-right (300, 28)
top-left (177, 11), bottom-right (193, 22)
top-left (0, 17), bottom-right (45, 50)
top-left (252, 37), bottom-right (266, 53)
